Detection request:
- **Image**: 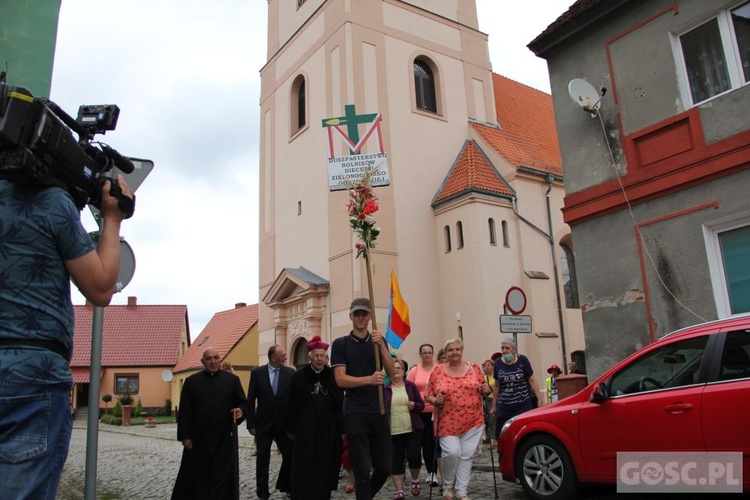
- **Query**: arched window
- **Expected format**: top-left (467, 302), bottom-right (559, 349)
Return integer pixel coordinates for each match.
top-left (488, 218), bottom-right (497, 245)
top-left (414, 59), bottom-right (437, 113)
top-left (502, 220), bottom-right (510, 247)
top-left (560, 243), bottom-right (580, 308)
top-left (458, 325), bottom-right (463, 340)
top-left (456, 221), bottom-right (464, 249)
top-left (444, 225), bottom-right (452, 253)
top-left (291, 74), bottom-right (306, 134)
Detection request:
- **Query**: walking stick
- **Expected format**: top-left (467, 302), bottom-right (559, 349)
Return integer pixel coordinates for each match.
top-left (232, 409), bottom-right (240, 500)
top-left (483, 403), bottom-right (499, 499)
top-left (428, 404), bottom-right (442, 500)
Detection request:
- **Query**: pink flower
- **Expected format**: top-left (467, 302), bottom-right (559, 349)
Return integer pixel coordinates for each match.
top-left (355, 243), bottom-right (365, 251)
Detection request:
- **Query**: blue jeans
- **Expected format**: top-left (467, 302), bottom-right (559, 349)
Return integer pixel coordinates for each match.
top-left (0, 384), bottom-right (72, 500)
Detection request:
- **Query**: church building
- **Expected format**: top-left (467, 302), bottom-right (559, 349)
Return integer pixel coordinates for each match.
top-left (258, 0), bottom-right (585, 376)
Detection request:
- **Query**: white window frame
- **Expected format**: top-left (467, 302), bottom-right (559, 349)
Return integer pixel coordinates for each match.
top-left (671, 0), bottom-right (750, 107)
top-left (702, 210), bottom-right (750, 317)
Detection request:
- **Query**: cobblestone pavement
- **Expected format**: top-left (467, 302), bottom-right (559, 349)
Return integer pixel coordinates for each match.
top-left (58, 420), bottom-right (731, 499)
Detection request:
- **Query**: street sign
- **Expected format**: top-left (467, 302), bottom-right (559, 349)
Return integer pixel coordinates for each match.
top-left (500, 314), bottom-right (532, 333)
top-left (505, 286), bottom-right (527, 314)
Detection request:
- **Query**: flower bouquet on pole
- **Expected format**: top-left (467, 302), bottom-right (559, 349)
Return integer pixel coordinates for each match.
top-left (347, 167), bottom-right (386, 413)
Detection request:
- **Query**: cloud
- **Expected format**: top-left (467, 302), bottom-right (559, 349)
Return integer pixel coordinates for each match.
top-left (57, 0), bottom-right (570, 338)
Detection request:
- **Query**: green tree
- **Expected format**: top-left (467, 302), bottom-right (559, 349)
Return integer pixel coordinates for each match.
top-left (112, 399), bottom-right (122, 418)
top-left (102, 394), bottom-right (112, 415)
top-left (135, 398), bottom-right (143, 418)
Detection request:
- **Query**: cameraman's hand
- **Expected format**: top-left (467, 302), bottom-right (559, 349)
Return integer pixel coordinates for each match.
top-left (101, 175), bottom-right (133, 221)
top-left (66, 175), bottom-right (133, 307)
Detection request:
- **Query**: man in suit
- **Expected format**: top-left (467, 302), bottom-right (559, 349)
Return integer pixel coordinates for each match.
top-left (247, 345), bottom-right (295, 500)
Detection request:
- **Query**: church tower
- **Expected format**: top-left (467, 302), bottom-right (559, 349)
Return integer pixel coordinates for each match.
top-left (258, 0), bottom-right (583, 371)
top-left (259, 0), bottom-right (497, 362)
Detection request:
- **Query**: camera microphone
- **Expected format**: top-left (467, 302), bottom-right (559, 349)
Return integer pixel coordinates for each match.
top-left (100, 144), bottom-right (134, 174)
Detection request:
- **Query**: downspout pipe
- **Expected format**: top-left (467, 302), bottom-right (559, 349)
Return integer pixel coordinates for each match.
top-left (511, 174), bottom-right (568, 374)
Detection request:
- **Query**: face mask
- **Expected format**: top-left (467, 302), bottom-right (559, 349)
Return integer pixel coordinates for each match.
top-left (503, 353), bottom-right (514, 362)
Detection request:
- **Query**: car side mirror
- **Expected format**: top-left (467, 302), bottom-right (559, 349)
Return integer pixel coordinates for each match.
top-left (590, 382), bottom-right (609, 403)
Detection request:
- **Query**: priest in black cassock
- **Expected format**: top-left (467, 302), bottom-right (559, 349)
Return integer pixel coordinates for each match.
top-left (172, 347), bottom-right (248, 500)
top-left (286, 335), bottom-right (344, 500)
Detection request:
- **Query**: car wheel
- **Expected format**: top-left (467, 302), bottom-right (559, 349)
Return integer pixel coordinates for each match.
top-left (515, 434), bottom-right (578, 500)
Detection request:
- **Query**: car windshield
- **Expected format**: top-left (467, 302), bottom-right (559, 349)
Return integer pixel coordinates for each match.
top-left (608, 335), bottom-right (708, 396)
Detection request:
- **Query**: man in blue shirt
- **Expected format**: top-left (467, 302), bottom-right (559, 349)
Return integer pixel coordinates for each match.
top-left (0, 174), bottom-right (133, 499)
top-left (331, 297), bottom-right (395, 500)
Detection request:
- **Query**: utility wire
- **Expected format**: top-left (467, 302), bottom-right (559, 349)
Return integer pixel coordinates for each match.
top-left (596, 112), bottom-right (707, 324)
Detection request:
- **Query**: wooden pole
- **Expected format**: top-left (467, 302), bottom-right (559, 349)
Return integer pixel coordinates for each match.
top-left (364, 251), bottom-right (385, 415)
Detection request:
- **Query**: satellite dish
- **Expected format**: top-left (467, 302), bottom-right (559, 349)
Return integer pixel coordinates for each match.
top-left (568, 78), bottom-right (603, 116)
top-left (161, 370), bottom-right (173, 382)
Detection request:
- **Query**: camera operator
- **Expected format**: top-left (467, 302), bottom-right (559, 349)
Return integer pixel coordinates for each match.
top-left (0, 173), bottom-right (133, 499)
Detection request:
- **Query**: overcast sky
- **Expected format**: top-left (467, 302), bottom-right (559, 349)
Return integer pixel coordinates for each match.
top-left (52, 0), bottom-right (572, 339)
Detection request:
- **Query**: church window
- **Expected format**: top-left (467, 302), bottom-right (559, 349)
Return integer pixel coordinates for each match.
top-left (444, 225), bottom-right (452, 253)
top-left (456, 221), bottom-right (464, 249)
top-left (414, 58), bottom-right (438, 113)
top-left (489, 218), bottom-right (497, 245)
top-left (502, 220), bottom-right (510, 247)
top-left (291, 74), bottom-right (306, 134)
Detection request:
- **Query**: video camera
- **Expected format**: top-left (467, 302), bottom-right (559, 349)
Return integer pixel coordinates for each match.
top-left (0, 71), bottom-right (134, 217)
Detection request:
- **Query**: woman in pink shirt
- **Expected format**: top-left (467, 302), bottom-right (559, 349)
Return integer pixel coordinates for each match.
top-left (406, 343), bottom-right (439, 487)
top-left (425, 339), bottom-right (490, 500)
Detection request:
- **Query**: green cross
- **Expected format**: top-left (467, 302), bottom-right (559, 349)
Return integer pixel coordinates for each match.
top-left (322, 104), bottom-right (379, 155)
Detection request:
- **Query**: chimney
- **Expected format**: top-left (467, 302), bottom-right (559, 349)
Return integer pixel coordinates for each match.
top-left (127, 296), bottom-right (137, 308)
top-left (235, 302), bottom-right (247, 309)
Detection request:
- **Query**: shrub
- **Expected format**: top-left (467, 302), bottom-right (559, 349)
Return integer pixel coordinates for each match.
top-left (135, 399), bottom-right (143, 417)
top-left (112, 399), bottom-right (122, 418)
top-left (163, 399), bottom-right (172, 417)
top-left (101, 414), bottom-right (122, 426)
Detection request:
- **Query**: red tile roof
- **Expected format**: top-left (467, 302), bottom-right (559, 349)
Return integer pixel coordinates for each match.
top-left (172, 303), bottom-right (259, 374)
top-left (71, 368), bottom-right (91, 384)
top-left (433, 140), bottom-right (514, 206)
top-left (472, 73), bottom-right (562, 176)
top-left (72, 301), bottom-right (188, 368)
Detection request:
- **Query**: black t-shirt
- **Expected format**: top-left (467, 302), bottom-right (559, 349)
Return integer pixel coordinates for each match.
top-left (331, 332), bottom-right (380, 415)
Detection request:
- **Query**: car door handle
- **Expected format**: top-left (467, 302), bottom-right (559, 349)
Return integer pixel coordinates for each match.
top-left (664, 403), bottom-right (693, 414)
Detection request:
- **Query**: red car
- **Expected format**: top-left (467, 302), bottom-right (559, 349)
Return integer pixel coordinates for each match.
top-left (498, 314), bottom-right (750, 499)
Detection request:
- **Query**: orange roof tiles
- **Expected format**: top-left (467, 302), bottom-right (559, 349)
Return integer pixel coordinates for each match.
top-left (72, 301), bottom-right (188, 368)
top-left (433, 140), bottom-right (514, 206)
top-left (172, 303), bottom-right (259, 373)
top-left (472, 73), bottom-right (562, 176)
top-left (71, 368), bottom-right (91, 384)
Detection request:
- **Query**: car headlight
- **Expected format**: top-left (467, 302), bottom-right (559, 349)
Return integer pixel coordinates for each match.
top-left (499, 416), bottom-right (517, 437)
